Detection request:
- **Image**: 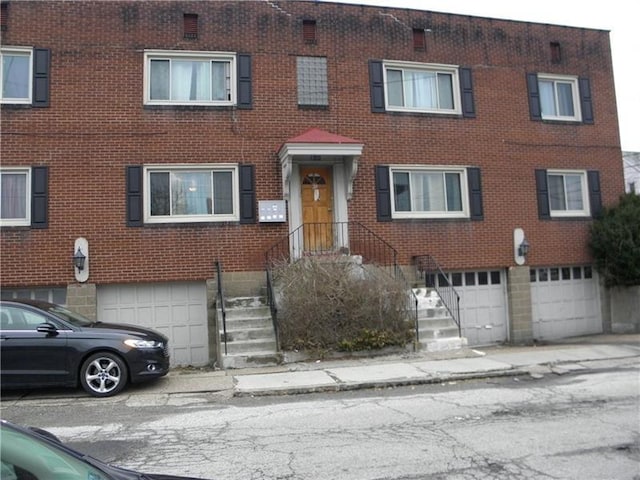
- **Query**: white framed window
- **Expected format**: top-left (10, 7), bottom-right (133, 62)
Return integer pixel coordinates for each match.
top-left (0, 168), bottom-right (31, 226)
top-left (144, 165), bottom-right (239, 223)
top-left (390, 167), bottom-right (469, 219)
top-left (144, 50), bottom-right (236, 106)
top-left (384, 61), bottom-right (461, 114)
top-left (1, 47), bottom-right (32, 104)
top-left (538, 74), bottom-right (581, 121)
top-left (547, 170), bottom-right (589, 217)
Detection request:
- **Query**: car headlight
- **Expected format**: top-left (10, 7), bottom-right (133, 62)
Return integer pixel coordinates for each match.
top-left (124, 339), bottom-right (163, 349)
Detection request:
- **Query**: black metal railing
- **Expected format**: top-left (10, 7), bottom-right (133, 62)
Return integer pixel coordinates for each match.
top-left (265, 267), bottom-right (280, 351)
top-left (215, 260), bottom-right (228, 355)
top-left (413, 255), bottom-right (462, 338)
top-left (265, 222), bottom-right (398, 274)
top-left (265, 222), bottom-right (420, 350)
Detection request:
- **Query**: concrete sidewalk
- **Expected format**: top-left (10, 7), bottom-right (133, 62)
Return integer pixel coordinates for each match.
top-left (153, 334), bottom-right (640, 397)
top-left (2, 335), bottom-right (638, 402)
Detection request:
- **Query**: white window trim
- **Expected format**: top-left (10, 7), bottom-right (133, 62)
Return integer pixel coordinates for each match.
top-left (143, 164), bottom-right (239, 224)
top-left (143, 50), bottom-right (237, 106)
top-left (0, 167), bottom-right (31, 227)
top-left (389, 165), bottom-right (469, 219)
top-left (538, 73), bottom-right (582, 122)
top-left (548, 169), bottom-right (590, 217)
top-left (383, 61), bottom-right (462, 115)
top-left (0, 47), bottom-right (33, 105)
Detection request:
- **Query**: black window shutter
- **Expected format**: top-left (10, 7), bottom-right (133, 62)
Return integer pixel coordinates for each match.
top-left (126, 166), bottom-right (143, 227)
top-left (33, 48), bottom-right (50, 107)
top-left (579, 77), bottom-right (594, 124)
top-left (467, 167), bottom-right (483, 220)
top-left (526, 73), bottom-right (542, 121)
top-left (237, 54), bottom-right (252, 109)
top-left (239, 164), bottom-right (256, 224)
top-left (587, 170), bottom-right (602, 218)
top-left (375, 165), bottom-right (392, 222)
top-left (31, 166), bottom-right (48, 228)
top-left (535, 169), bottom-right (551, 219)
top-left (369, 60), bottom-right (385, 113)
top-left (459, 67), bottom-right (476, 118)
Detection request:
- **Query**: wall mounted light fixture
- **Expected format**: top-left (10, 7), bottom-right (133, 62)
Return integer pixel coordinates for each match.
top-left (513, 228), bottom-right (530, 266)
top-left (72, 247), bottom-right (86, 271)
top-left (73, 237), bottom-right (89, 282)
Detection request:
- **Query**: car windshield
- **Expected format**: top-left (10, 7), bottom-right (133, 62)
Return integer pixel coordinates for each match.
top-left (47, 304), bottom-right (95, 327)
top-left (0, 423), bottom-right (112, 480)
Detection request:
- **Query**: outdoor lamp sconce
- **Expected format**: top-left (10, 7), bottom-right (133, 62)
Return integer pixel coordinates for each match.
top-left (73, 248), bottom-right (86, 271)
top-left (514, 228), bottom-right (529, 266)
top-left (73, 237), bottom-right (89, 283)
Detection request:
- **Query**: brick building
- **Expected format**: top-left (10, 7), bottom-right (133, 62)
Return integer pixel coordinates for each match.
top-left (0, 1), bottom-right (624, 366)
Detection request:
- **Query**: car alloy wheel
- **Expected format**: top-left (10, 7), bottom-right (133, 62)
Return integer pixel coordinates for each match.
top-left (80, 352), bottom-right (128, 397)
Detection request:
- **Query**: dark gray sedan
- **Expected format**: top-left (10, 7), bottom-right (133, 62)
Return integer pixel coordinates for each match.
top-left (0, 299), bottom-right (170, 397)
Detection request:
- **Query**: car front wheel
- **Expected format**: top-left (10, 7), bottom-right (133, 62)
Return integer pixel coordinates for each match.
top-left (80, 352), bottom-right (128, 397)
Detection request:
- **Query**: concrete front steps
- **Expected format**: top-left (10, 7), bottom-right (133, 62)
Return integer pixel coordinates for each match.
top-left (413, 287), bottom-right (468, 352)
top-left (218, 296), bottom-right (282, 369)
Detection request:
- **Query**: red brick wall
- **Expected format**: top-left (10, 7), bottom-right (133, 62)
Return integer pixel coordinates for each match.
top-left (0, 1), bottom-right (623, 287)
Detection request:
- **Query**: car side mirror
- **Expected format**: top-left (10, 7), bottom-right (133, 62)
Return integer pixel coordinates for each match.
top-left (36, 322), bottom-right (59, 335)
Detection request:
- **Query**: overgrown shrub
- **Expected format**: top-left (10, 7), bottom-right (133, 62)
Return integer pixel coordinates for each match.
top-left (589, 193), bottom-right (640, 287)
top-left (273, 256), bottom-right (414, 355)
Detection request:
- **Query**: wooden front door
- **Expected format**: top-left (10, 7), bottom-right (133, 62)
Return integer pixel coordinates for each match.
top-left (301, 166), bottom-right (333, 251)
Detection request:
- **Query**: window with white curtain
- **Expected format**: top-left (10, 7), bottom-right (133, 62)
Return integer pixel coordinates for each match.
top-left (538, 74), bottom-right (581, 121)
top-left (547, 170), bottom-right (589, 217)
top-left (384, 61), bottom-right (459, 114)
top-left (144, 51), bottom-right (235, 105)
top-left (0, 168), bottom-right (30, 226)
top-left (390, 167), bottom-right (468, 218)
top-left (144, 165), bottom-right (238, 223)
top-left (1, 47), bottom-right (32, 104)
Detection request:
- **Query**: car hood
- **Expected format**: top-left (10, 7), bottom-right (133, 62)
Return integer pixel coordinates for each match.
top-left (83, 322), bottom-right (168, 341)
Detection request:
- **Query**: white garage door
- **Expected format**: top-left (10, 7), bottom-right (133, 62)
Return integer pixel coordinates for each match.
top-left (98, 282), bottom-right (209, 367)
top-left (531, 266), bottom-right (602, 341)
top-left (437, 270), bottom-right (509, 346)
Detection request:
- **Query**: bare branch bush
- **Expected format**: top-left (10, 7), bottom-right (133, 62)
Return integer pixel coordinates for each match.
top-left (273, 256), bottom-right (414, 355)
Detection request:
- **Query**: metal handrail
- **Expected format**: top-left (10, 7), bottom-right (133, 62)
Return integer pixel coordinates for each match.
top-left (413, 255), bottom-right (462, 338)
top-left (215, 260), bottom-right (228, 355)
top-left (265, 268), bottom-right (280, 352)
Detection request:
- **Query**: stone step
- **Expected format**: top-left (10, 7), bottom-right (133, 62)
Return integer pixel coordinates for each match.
top-left (223, 338), bottom-right (277, 355)
top-left (417, 317), bottom-right (458, 329)
top-left (222, 326), bottom-right (276, 342)
top-left (419, 336), bottom-right (468, 353)
top-left (224, 296), bottom-right (268, 309)
top-left (224, 306), bottom-right (272, 320)
top-left (418, 326), bottom-right (461, 340)
top-left (221, 353), bottom-right (283, 369)
top-left (221, 315), bottom-right (273, 330)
